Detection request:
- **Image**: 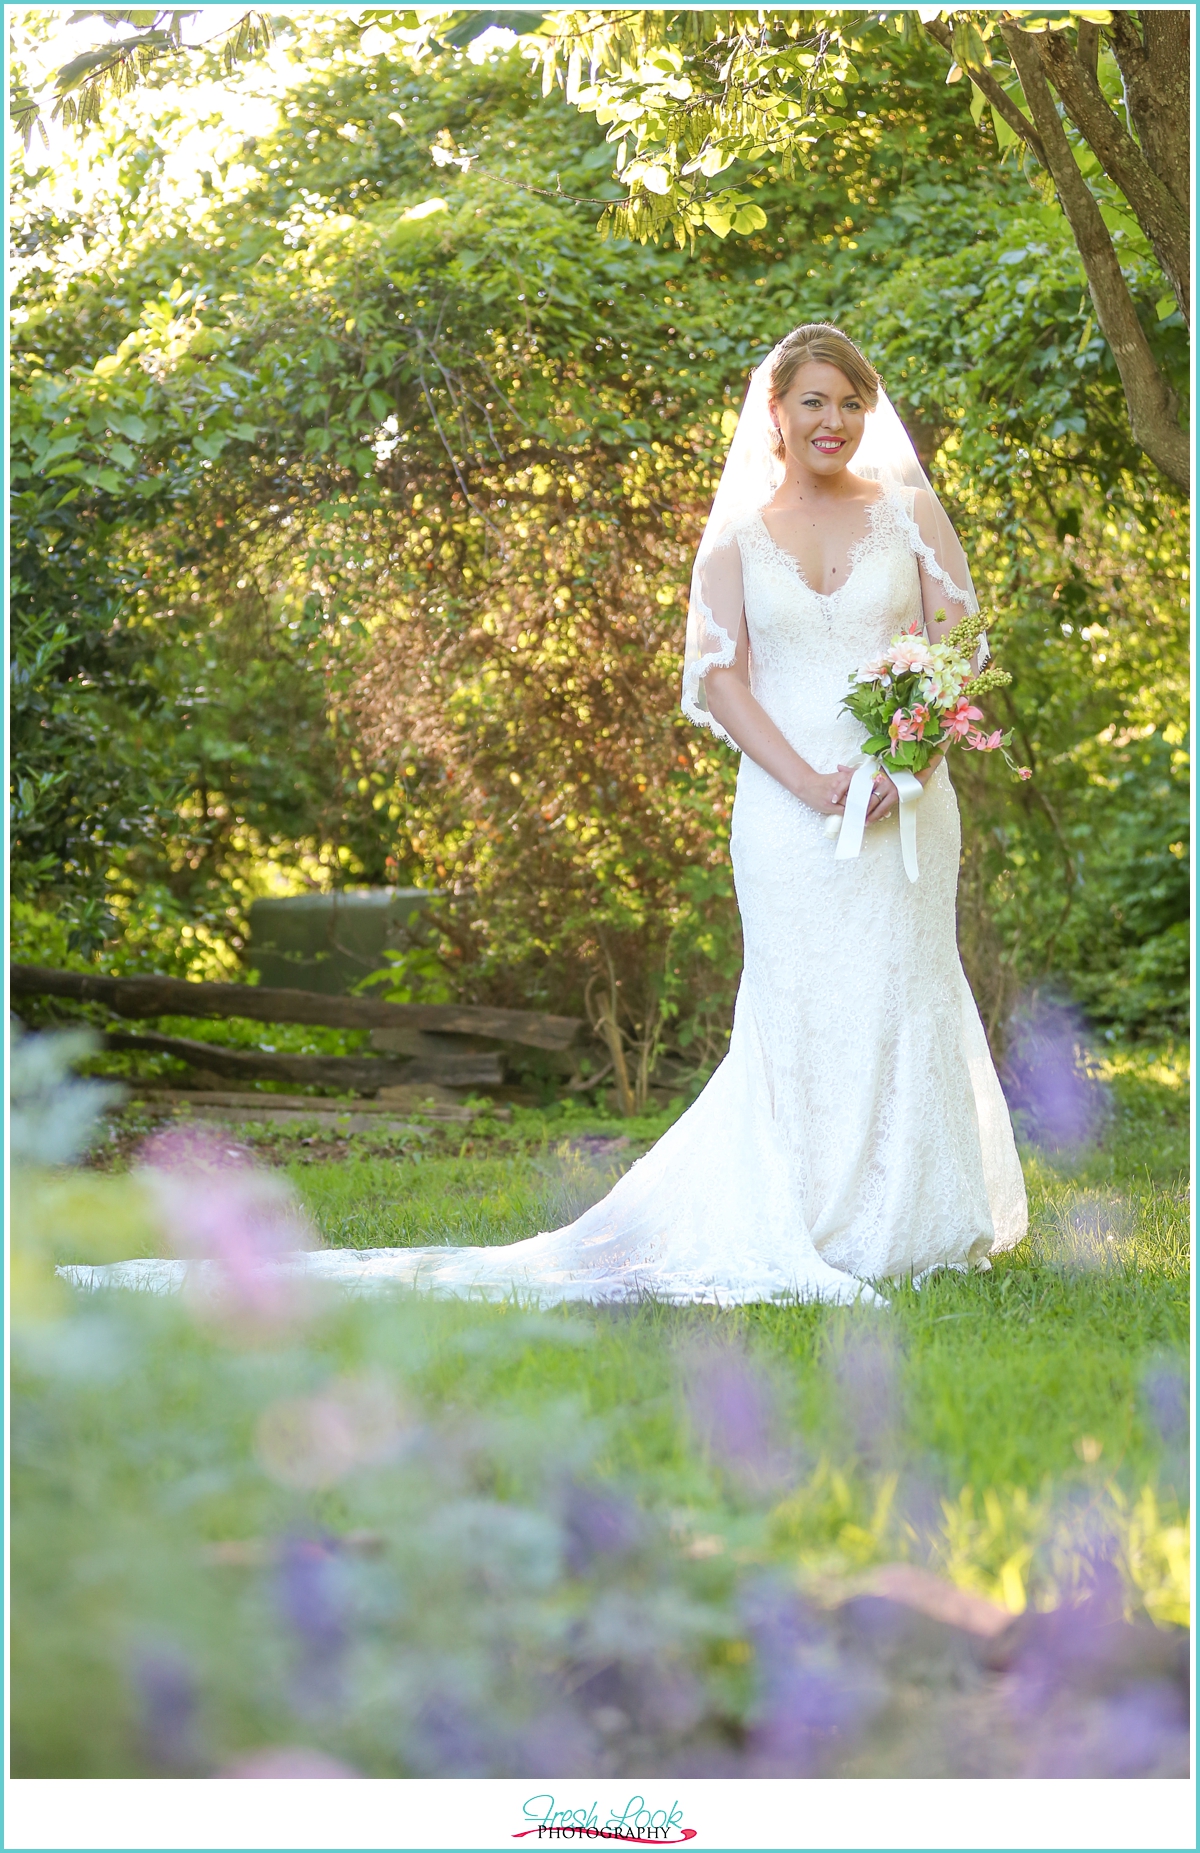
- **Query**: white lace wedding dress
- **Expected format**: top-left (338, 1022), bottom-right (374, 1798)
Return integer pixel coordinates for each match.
top-left (64, 485), bottom-right (1027, 1309)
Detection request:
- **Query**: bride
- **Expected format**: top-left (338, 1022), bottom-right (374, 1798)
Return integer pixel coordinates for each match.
top-left (73, 326), bottom-right (1028, 1308)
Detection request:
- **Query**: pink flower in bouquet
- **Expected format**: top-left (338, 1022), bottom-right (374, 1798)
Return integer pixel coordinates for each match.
top-left (1018, 766), bottom-right (1033, 780)
top-left (890, 704), bottom-right (929, 744)
top-left (964, 728), bottom-right (1004, 752)
top-left (943, 697), bottom-right (984, 741)
top-left (888, 636), bottom-right (935, 677)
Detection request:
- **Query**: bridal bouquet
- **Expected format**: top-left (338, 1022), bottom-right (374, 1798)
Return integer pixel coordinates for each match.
top-left (829, 612), bottom-right (1029, 884)
top-left (840, 610), bottom-right (1031, 782)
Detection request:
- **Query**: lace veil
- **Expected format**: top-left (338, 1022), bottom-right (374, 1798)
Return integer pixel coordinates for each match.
top-left (682, 341), bottom-right (981, 745)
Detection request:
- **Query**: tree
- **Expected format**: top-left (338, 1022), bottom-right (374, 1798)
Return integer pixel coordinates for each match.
top-left (10, 13), bottom-right (1187, 1053)
top-left (522, 7), bottom-right (1188, 490)
top-left (15, 8), bottom-right (1188, 489)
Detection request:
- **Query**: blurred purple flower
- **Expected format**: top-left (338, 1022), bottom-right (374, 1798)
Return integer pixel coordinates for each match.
top-left (1001, 991), bottom-right (1108, 1151)
top-left (408, 1693), bottom-right (503, 1776)
top-left (221, 1745), bottom-right (362, 1777)
top-left (828, 1326), bottom-right (902, 1466)
top-left (737, 1578), bottom-right (885, 1775)
top-left (1050, 1191), bottom-right (1131, 1270)
top-left (132, 1647), bottom-right (200, 1771)
top-left (137, 1125), bottom-right (313, 1331)
top-left (996, 1555), bottom-right (1189, 1763)
top-left (739, 1578), bottom-right (828, 1659)
top-left (561, 1482), bottom-right (643, 1576)
top-left (745, 1659), bottom-right (883, 1776)
top-left (892, 1465), bottom-right (943, 1548)
top-left (680, 1343), bottom-right (792, 1491)
top-left (1144, 1361), bottom-right (1189, 1449)
top-left (274, 1536), bottom-right (347, 1709)
top-left (514, 1703), bottom-right (602, 1775)
top-left (1023, 1681), bottom-right (1190, 1779)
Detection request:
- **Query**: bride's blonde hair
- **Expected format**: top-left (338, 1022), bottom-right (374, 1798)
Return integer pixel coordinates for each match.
top-left (767, 325), bottom-right (880, 459)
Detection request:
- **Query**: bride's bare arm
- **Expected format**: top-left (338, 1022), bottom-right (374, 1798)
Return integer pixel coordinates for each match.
top-left (703, 631), bottom-right (852, 818)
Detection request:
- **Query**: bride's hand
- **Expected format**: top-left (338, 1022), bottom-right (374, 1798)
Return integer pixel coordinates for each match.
top-left (866, 758), bottom-right (940, 823)
top-left (798, 765), bottom-right (854, 815)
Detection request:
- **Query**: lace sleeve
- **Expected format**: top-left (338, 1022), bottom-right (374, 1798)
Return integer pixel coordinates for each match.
top-left (681, 526), bottom-right (747, 748)
top-left (893, 486), bottom-right (979, 617)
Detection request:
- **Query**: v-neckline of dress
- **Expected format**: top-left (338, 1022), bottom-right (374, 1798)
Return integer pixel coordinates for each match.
top-left (755, 491), bottom-right (890, 603)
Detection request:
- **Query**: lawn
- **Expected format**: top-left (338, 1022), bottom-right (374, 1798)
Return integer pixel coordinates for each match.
top-left (276, 1044), bottom-right (1189, 1613)
top-left (11, 1041), bottom-right (1189, 1777)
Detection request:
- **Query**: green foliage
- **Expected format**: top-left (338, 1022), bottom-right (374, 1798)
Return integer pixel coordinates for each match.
top-left (8, 14), bottom-right (1187, 1046)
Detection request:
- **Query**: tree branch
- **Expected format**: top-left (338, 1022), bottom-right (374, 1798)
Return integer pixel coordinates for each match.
top-left (1076, 19), bottom-right (1100, 77)
top-left (922, 18), bottom-right (1046, 165)
top-left (1036, 24), bottom-right (1189, 326)
top-left (1001, 22), bottom-right (1188, 493)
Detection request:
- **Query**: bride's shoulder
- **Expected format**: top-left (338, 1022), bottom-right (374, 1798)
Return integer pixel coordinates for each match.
top-left (707, 511), bottom-right (765, 553)
top-left (874, 480), bottom-right (921, 517)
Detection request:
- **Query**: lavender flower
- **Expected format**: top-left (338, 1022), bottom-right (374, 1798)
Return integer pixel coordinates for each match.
top-left (1001, 991), bottom-right (1108, 1151)
top-left (1143, 1360), bottom-right (1189, 1450)
top-left (561, 1482), bottom-right (643, 1576)
top-left (274, 1536), bottom-right (348, 1711)
top-left (827, 1325), bottom-right (902, 1467)
top-left (1023, 1681), bottom-right (1189, 1778)
top-left (679, 1341), bottom-right (793, 1491)
top-left (132, 1647), bottom-right (200, 1771)
top-left (740, 1577), bottom-right (884, 1776)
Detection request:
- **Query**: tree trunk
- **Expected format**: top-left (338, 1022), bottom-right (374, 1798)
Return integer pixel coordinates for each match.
top-left (1036, 22), bottom-right (1190, 326)
top-left (1109, 11), bottom-right (1191, 214)
top-left (1001, 22), bottom-right (1189, 494)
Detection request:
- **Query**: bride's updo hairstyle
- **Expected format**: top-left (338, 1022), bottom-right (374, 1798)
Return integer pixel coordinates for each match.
top-left (768, 325), bottom-right (880, 460)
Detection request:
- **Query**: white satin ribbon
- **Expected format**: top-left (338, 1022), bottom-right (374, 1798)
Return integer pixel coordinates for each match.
top-left (831, 758), bottom-right (925, 883)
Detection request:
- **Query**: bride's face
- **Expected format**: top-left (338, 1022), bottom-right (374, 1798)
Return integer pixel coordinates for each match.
top-left (770, 360), bottom-right (867, 475)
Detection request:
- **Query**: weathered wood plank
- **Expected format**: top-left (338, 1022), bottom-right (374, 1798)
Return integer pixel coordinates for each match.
top-left (12, 964), bottom-right (580, 1051)
top-left (100, 1030), bottom-right (504, 1091)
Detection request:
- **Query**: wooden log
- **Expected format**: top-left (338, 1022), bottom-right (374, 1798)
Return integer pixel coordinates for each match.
top-left (99, 1030), bottom-right (503, 1092)
top-left (12, 964), bottom-right (580, 1051)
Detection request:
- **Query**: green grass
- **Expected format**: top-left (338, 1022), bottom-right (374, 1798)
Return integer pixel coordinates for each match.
top-left (45, 1042), bottom-right (1194, 1623)
top-left (255, 1042), bottom-right (1189, 1620)
top-left (13, 1044), bottom-right (1189, 1776)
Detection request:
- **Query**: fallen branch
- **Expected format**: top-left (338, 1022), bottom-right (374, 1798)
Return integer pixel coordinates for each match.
top-left (12, 965), bottom-right (580, 1052)
top-left (99, 1030), bottom-right (504, 1092)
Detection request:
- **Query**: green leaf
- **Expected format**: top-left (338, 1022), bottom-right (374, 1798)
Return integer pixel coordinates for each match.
top-left (731, 204), bottom-right (768, 235)
top-left (106, 412), bottom-right (148, 441)
top-left (83, 467), bottom-right (123, 493)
